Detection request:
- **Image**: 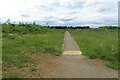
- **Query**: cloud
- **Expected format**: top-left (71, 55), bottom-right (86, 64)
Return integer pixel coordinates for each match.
top-left (0, 0), bottom-right (119, 27)
top-left (20, 14), bottom-right (29, 17)
top-left (60, 18), bottom-right (74, 22)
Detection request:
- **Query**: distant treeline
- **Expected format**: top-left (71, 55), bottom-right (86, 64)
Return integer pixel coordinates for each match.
top-left (44, 26), bottom-right (90, 29)
top-left (1, 19), bottom-right (119, 34)
top-left (44, 26), bottom-right (119, 30)
top-left (99, 26), bottom-right (119, 29)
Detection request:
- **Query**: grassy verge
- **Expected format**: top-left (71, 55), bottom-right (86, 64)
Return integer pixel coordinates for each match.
top-left (2, 27), bottom-right (64, 78)
top-left (70, 29), bottom-right (119, 69)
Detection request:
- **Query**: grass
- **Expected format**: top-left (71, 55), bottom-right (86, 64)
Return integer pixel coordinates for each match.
top-left (2, 23), bottom-right (119, 78)
top-left (70, 29), bottom-right (119, 69)
top-left (2, 28), bottom-right (64, 78)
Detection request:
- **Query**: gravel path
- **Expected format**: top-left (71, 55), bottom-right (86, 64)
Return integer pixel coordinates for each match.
top-left (64, 31), bottom-right (80, 51)
top-left (46, 31), bottom-right (118, 78)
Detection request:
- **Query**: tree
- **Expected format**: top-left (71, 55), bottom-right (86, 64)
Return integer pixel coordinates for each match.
top-left (46, 22), bottom-right (49, 27)
top-left (6, 19), bottom-right (11, 25)
top-left (33, 21), bottom-right (36, 25)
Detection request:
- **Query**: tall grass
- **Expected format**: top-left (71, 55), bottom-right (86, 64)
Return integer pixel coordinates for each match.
top-left (70, 29), bottom-right (119, 69)
top-left (2, 24), bottom-right (64, 78)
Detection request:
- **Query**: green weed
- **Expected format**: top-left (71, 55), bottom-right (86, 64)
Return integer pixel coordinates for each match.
top-left (2, 24), bottom-right (64, 78)
top-left (70, 29), bottom-right (119, 69)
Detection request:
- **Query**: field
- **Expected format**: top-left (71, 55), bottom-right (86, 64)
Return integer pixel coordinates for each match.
top-left (2, 24), bottom-right (64, 78)
top-left (2, 23), bottom-right (119, 78)
top-left (70, 29), bottom-right (119, 69)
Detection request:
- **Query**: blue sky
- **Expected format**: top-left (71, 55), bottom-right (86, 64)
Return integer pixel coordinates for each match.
top-left (0, 0), bottom-right (119, 27)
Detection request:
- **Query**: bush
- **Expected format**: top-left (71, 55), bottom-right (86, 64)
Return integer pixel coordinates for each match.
top-left (2, 23), bottom-right (50, 34)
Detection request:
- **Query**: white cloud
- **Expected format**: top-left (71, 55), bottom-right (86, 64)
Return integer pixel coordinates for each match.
top-left (0, 0), bottom-right (119, 27)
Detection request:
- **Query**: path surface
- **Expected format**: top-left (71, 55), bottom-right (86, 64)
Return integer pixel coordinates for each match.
top-left (64, 31), bottom-right (80, 51)
top-left (63, 31), bottom-right (82, 55)
top-left (46, 31), bottom-right (118, 78)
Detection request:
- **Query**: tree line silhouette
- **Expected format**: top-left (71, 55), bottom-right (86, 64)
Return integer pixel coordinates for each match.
top-left (1, 19), bottom-right (119, 34)
top-left (44, 26), bottom-right (90, 30)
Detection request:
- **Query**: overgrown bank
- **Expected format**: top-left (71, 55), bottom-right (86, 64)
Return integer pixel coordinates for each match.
top-left (2, 23), bottom-right (64, 78)
top-left (70, 29), bottom-right (119, 69)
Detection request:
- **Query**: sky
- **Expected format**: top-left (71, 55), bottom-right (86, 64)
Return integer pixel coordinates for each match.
top-left (0, 0), bottom-right (119, 27)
